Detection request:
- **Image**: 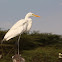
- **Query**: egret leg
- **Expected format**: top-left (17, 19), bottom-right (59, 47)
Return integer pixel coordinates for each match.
top-left (18, 35), bottom-right (21, 55)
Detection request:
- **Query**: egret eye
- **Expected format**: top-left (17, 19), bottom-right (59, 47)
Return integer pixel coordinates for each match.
top-left (32, 14), bottom-right (34, 15)
top-left (32, 14), bottom-right (34, 16)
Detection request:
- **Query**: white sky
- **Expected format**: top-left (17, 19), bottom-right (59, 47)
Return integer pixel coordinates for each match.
top-left (0, 0), bottom-right (62, 34)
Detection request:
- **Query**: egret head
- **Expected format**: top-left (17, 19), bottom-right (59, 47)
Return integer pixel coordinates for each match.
top-left (25, 12), bottom-right (40, 19)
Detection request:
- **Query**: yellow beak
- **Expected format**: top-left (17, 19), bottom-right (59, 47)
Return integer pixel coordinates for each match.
top-left (32, 14), bottom-right (40, 17)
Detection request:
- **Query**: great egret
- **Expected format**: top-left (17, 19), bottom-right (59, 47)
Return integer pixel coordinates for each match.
top-left (2, 12), bottom-right (40, 55)
top-left (2, 12), bottom-right (40, 41)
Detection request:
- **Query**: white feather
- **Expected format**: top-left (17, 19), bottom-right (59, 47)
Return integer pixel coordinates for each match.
top-left (3, 12), bottom-right (40, 41)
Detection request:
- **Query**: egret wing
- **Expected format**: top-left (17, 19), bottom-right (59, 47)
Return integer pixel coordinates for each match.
top-left (4, 19), bottom-right (28, 41)
top-left (10, 19), bottom-right (27, 30)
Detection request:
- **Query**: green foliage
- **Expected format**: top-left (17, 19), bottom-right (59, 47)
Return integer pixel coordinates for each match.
top-left (0, 30), bottom-right (62, 62)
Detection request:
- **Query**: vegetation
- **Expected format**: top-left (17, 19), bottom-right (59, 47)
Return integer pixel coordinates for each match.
top-left (0, 30), bottom-right (62, 62)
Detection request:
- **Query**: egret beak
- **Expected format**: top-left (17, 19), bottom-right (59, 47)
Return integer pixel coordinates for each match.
top-left (32, 14), bottom-right (40, 17)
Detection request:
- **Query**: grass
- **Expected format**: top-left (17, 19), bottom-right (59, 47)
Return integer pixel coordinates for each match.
top-left (22, 46), bottom-right (61, 62)
top-left (0, 45), bottom-right (62, 62)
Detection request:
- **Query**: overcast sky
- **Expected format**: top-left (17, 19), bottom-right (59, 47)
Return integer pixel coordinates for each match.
top-left (0, 0), bottom-right (62, 34)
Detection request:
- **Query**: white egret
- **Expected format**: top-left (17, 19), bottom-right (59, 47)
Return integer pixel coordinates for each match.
top-left (2, 12), bottom-right (40, 41)
top-left (2, 12), bottom-right (40, 55)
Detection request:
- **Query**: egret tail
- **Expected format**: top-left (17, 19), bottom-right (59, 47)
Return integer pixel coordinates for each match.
top-left (1, 39), bottom-right (6, 44)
